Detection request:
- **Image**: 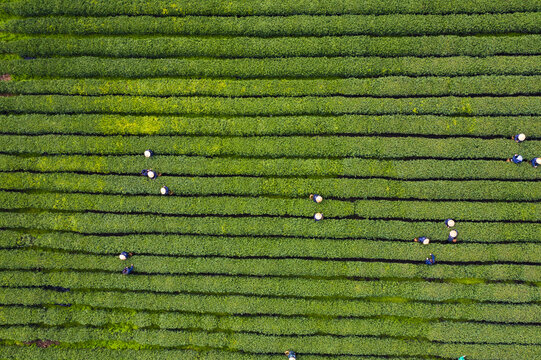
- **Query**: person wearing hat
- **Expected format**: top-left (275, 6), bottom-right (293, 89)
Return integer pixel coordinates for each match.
top-left (314, 212), bottom-right (323, 221)
top-left (122, 264), bottom-right (134, 275)
top-left (513, 134), bottom-right (526, 143)
top-left (448, 230), bottom-right (458, 243)
top-left (160, 186), bottom-right (173, 195)
top-left (309, 194), bottom-right (323, 203)
top-left (119, 251), bottom-right (133, 260)
top-left (145, 169), bottom-right (161, 179)
top-left (425, 253), bottom-right (436, 265)
top-left (444, 219), bottom-right (455, 228)
top-left (414, 237), bottom-right (430, 245)
top-left (284, 350), bottom-right (296, 359)
top-left (144, 149), bottom-right (154, 158)
top-left (506, 154), bottom-right (523, 164)
top-left (531, 157), bottom-right (540, 168)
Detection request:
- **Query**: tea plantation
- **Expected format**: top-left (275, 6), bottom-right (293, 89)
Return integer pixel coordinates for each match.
top-left (0, 0), bottom-right (540, 359)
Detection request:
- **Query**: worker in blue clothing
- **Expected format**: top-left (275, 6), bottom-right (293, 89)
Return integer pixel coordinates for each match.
top-left (532, 157), bottom-right (540, 168)
top-left (160, 186), bottom-right (173, 195)
top-left (414, 237), bottom-right (430, 245)
top-left (144, 149), bottom-right (154, 158)
top-left (506, 154), bottom-right (523, 164)
top-left (425, 253), bottom-right (436, 265)
top-left (284, 350), bottom-right (296, 359)
top-left (512, 133), bottom-right (526, 143)
top-left (309, 194), bottom-right (323, 203)
top-left (119, 252), bottom-right (133, 260)
top-left (122, 264), bottom-right (134, 275)
top-left (141, 169), bottom-right (160, 179)
top-left (448, 230), bottom-right (458, 243)
top-left (444, 219), bottom-right (455, 228)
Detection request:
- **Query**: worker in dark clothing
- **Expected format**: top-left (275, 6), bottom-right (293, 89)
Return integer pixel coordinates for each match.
top-left (160, 186), bottom-right (172, 195)
top-left (141, 169), bottom-right (149, 177)
top-left (414, 237), bottom-right (430, 245)
top-left (532, 157), bottom-right (540, 168)
top-left (141, 169), bottom-right (160, 179)
top-left (122, 264), bottom-right (134, 275)
top-left (119, 252), bottom-right (133, 260)
top-left (513, 133), bottom-right (526, 143)
top-left (425, 254), bottom-right (436, 265)
top-left (448, 230), bottom-right (458, 243)
top-left (310, 194), bottom-right (323, 203)
top-left (285, 350), bottom-right (296, 359)
top-left (445, 219), bottom-right (455, 228)
top-left (506, 154), bottom-right (523, 164)
top-left (144, 149), bottom-right (154, 158)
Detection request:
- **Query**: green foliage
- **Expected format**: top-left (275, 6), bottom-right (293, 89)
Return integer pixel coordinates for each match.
top-left (2, 154), bottom-right (541, 180)
top-left (0, 172), bottom-right (538, 201)
top-left (2, 76), bottom-right (541, 97)
top-left (0, 114), bottom-right (539, 137)
top-left (2, 35), bottom-right (541, 58)
top-left (3, 0), bottom-right (541, 16)
top-left (3, 56), bottom-right (541, 78)
top-left (3, 13), bottom-right (541, 36)
top-left (0, 212), bottom-right (539, 242)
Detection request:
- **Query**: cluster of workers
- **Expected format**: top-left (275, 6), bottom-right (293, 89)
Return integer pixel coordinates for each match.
top-left (507, 134), bottom-right (540, 167)
top-left (414, 218), bottom-right (458, 265)
top-left (121, 136), bottom-right (533, 359)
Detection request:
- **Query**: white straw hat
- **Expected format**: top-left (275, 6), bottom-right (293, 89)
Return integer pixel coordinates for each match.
top-left (144, 150), bottom-right (152, 158)
top-left (160, 187), bottom-right (168, 195)
top-left (314, 212), bottom-right (323, 220)
top-left (518, 133), bottom-right (526, 141)
top-left (147, 170), bottom-right (155, 178)
top-left (315, 195), bottom-right (323, 203)
top-left (537, 158), bottom-right (541, 165)
top-left (447, 219), bottom-right (455, 227)
top-left (119, 254), bottom-right (127, 260)
top-left (450, 230), bottom-right (458, 237)
top-left (422, 238), bottom-right (430, 245)
top-left (516, 155), bottom-right (523, 162)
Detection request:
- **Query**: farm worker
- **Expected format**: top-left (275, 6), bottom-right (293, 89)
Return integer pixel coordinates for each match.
top-left (532, 157), bottom-right (540, 168)
top-left (414, 237), bottom-right (430, 245)
top-left (445, 219), bottom-right (455, 228)
top-left (119, 252), bottom-right (133, 260)
top-left (314, 212), bottom-right (323, 221)
top-left (448, 230), bottom-right (458, 243)
top-left (506, 154), bottom-right (523, 164)
top-left (310, 194), bottom-right (323, 203)
top-left (513, 133), bottom-right (526, 143)
top-left (160, 186), bottom-right (172, 195)
top-left (122, 264), bottom-right (134, 275)
top-left (144, 149), bottom-right (154, 158)
top-left (425, 253), bottom-right (436, 265)
top-left (458, 357), bottom-right (466, 360)
top-left (284, 350), bottom-right (296, 359)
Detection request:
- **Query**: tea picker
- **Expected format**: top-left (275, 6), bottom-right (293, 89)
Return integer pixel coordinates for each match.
top-left (414, 237), bottom-right (430, 245)
top-left (161, 186), bottom-right (173, 195)
top-left (532, 157), bottom-right (540, 168)
top-left (144, 149), bottom-right (154, 158)
top-left (309, 194), bottom-right (323, 203)
top-left (122, 264), bottom-right (134, 275)
top-left (119, 252), bottom-right (133, 260)
top-left (512, 133), bottom-right (526, 143)
top-left (448, 230), bottom-right (458, 243)
top-left (425, 253), bottom-right (436, 265)
top-left (141, 169), bottom-right (160, 179)
top-left (444, 219), bottom-right (455, 228)
top-left (506, 154), bottom-right (523, 164)
top-left (284, 350), bottom-right (296, 359)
